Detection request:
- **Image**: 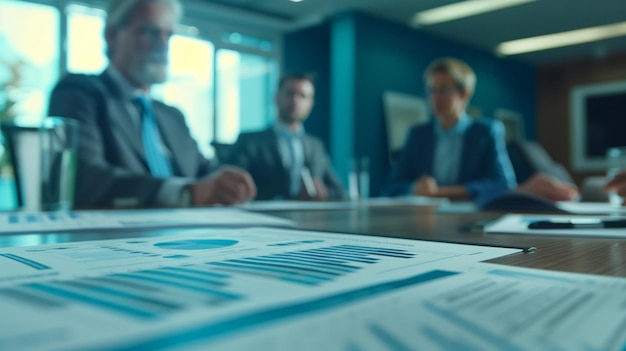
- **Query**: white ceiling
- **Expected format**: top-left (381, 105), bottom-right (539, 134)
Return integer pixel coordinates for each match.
top-left (198, 0), bottom-right (626, 65)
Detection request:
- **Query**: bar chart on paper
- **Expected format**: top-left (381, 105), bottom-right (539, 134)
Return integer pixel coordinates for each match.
top-left (202, 265), bottom-right (626, 351)
top-left (9, 228), bottom-right (626, 351)
top-left (3, 244), bottom-right (417, 324)
top-left (0, 227), bottom-right (519, 351)
top-left (208, 244), bottom-right (415, 286)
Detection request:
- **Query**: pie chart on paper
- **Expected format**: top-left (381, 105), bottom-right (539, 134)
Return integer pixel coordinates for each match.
top-left (154, 239), bottom-right (239, 250)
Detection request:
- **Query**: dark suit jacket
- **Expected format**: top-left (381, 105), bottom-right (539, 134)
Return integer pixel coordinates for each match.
top-left (48, 72), bottom-right (214, 209)
top-left (228, 127), bottom-right (346, 200)
top-left (382, 118), bottom-right (517, 202)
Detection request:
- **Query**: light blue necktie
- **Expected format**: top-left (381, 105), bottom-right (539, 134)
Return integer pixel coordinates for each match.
top-left (287, 134), bottom-right (303, 197)
top-left (134, 96), bottom-right (172, 178)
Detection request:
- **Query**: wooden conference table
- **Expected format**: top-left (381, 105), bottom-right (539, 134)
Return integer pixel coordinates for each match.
top-left (1, 204), bottom-right (625, 278)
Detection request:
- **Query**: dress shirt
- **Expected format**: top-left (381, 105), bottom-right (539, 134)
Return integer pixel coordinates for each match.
top-left (433, 113), bottom-right (471, 186)
top-left (274, 122), bottom-right (305, 198)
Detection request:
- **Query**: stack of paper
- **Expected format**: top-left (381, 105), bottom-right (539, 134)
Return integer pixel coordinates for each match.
top-left (0, 208), bottom-right (294, 234)
top-left (0, 227), bottom-right (624, 350)
top-left (236, 196), bottom-right (449, 212)
top-left (557, 201), bottom-right (626, 214)
top-left (486, 214), bottom-right (626, 238)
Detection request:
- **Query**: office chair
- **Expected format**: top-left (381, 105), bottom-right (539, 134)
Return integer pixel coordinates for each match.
top-left (0, 123), bottom-right (23, 210)
top-left (211, 141), bottom-right (236, 164)
top-left (507, 140), bottom-right (574, 185)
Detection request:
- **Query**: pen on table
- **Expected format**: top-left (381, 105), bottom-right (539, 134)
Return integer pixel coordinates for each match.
top-left (477, 242), bottom-right (537, 253)
top-left (425, 238), bottom-right (536, 253)
top-left (301, 167), bottom-right (318, 198)
top-left (528, 219), bottom-right (626, 230)
top-left (301, 227), bottom-right (537, 253)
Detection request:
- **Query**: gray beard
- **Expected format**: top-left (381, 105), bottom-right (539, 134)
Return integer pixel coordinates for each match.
top-left (133, 62), bottom-right (168, 86)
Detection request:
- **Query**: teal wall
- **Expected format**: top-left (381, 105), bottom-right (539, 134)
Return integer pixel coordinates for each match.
top-left (284, 11), bottom-right (537, 196)
top-left (283, 23), bottom-right (332, 145)
top-left (239, 55), bottom-right (278, 133)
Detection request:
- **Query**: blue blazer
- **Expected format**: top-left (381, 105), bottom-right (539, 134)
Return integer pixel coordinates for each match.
top-left (382, 118), bottom-right (517, 203)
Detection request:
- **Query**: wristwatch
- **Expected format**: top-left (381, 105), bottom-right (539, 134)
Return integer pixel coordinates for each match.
top-left (178, 184), bottom-right (193, 207)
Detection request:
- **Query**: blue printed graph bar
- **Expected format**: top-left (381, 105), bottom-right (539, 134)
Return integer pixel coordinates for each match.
top-left (208, 245), bottom-right (415, 286)
top-left (24, 245), bottom-right (161, 261)
top-left (1, 244), bottom-right (416, 323)
top-left (0, 254), bottom-right (51, 270)
top-left (9, 263), bottom-right (242, 320)
top-left (62, 246), bottom-right (161, 261)
top-left (25, 282), bottom-right (161, 319)
top-left (8, 213), bottom-right (19, 224)
top-left (0, 287), bottom-right (65, 308)
top-left (4, 212), bottom-right (81, 225)
top-left (98, 270), bottom-right (458, 351)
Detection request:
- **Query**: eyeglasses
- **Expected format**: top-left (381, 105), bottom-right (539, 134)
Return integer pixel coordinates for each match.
top-left (428, 86), bottom-right (460, 97)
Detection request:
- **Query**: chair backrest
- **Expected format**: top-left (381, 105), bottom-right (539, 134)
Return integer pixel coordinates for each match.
top-left (0, 123), bottom-right (23, 210)
top-left (507, 140), bottom-right (574, 184)
top-left (382, 91), bottom-right (429, 164)
top-left (211, 141), bottom-right (236, 164)
top-left (1, 124), bottom-right (40, 210)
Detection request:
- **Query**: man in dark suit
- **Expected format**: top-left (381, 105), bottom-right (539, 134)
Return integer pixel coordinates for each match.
top-left (229, 73), bottom-right (346, 201)
top-left (48, 0), bottom-right (256, 209)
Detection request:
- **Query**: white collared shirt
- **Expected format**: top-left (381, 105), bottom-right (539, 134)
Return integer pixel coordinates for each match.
top-left (274, 122), bottom-right (305, 197)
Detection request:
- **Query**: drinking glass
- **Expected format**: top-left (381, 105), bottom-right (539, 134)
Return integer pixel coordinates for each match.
top-left (40, 116), bottom-right (79, 211)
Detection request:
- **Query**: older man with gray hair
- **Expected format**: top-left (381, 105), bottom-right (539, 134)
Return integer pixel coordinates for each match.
top-left (49, 0), bottom-right (256, 209)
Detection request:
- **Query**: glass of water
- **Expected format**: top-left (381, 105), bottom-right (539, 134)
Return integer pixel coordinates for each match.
top-left (606, 147), bottom-right (626, 206)
top-left (348, 157), bottom-right (370, 201)
top-left (40, 117), bottom-right (79, 211)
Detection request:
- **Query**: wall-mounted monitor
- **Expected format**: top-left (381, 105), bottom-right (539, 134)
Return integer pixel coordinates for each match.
top-left (570, 80), bottom-right (626, 171)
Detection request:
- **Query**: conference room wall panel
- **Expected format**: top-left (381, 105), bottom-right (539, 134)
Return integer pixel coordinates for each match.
top-left (538, 51), bottom-right (626, 186)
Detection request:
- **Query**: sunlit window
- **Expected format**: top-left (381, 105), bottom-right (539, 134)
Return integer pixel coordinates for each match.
top-left (153, 35), bottom-right (215, 158)
top-left (1, 0), bottom-right (279, 155)
top-left (0, 0), bottom-right (59, 125)
top-left (216, 49), bottom-right (278, 143)
top-left (66, 4), bottom-right (107, 74)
